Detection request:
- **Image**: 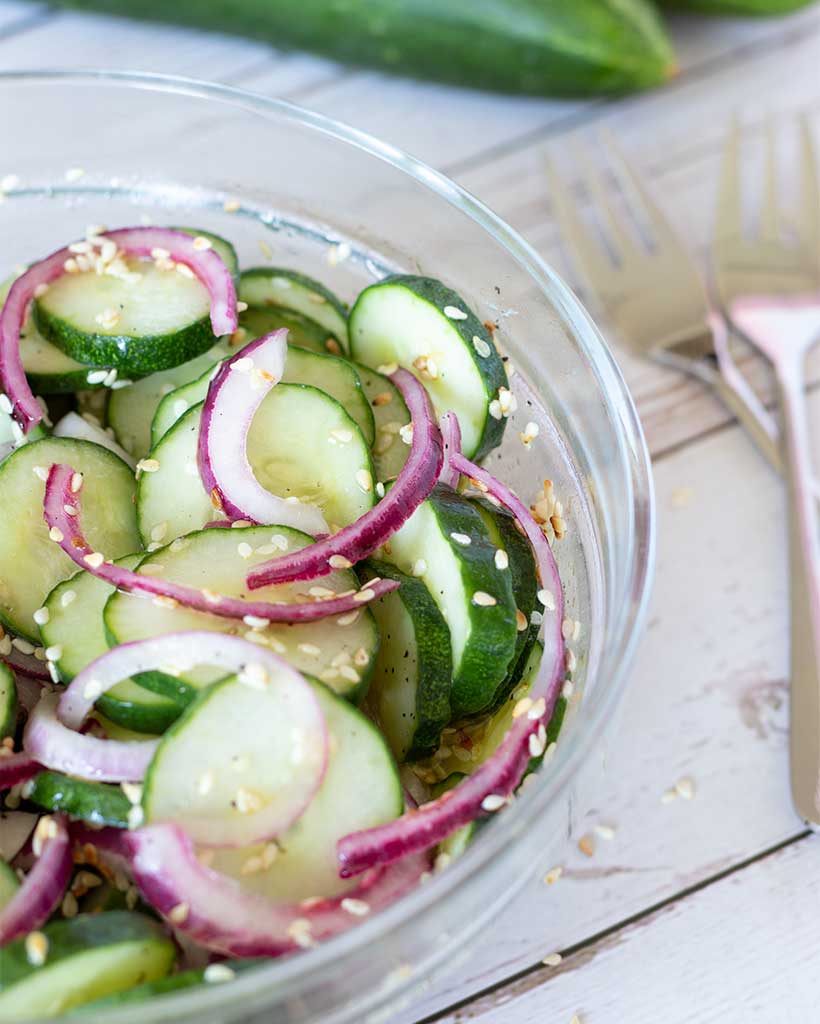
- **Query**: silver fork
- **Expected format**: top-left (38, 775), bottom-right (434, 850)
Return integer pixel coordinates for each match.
top-left (713, 117), bottom-right (820, 827)
top-left (546, 134), bottom-right (785, 477)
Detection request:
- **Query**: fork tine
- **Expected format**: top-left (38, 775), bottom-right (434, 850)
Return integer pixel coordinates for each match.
top-left (598, 128), bottom-right (683, 252)
top-left (714, 115), bottom-right (744, 248)
top-left (797, 114), bottom-right (820, 280)
top-left (571, 140), bottom-right (642, 265)
top-left (544, 156), bottom-right (619, 292)
top-left (760, 119), bottom-right (780, 242)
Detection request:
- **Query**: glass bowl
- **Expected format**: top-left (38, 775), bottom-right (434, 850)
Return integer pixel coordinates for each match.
top-left (0, 70), bottom-right (655, 1024)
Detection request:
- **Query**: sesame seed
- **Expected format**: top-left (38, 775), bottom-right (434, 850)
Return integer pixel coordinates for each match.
top-left (297, 642), bottom-right (321, 657)
top-left (61, 891), bottom-right (79, 918)
top-left (60, 589), bottom-right (77, 609)
top-left (32, 465), bottom-right (49, 484)
top-left (444, 305), bottom-right (467, 320)
top-left (94, 308), bottom-right (120, 330)
top-left (63, 504), bottom-right (78, 517)
top-left (594, 823), bottom-right (617, 841)
top-left (236, 299), bottom-right (248, 312)
top-left (197, 771), bottom-right (214, 795)
top-left (494, 549), bottom-right (509, 570)
top-left (472, 591), bottom-right (497, 607)
top-left (339, 665), bottom-right (361, 684)
top-left (481, 793), bottom-right (506, 812)
top-left (120, 782), bottom-right (143, 804)
top-left (82, 678), bottom-right (103, 700)
top-left (544, 866), bottom-right (563, 885)
top-left (235, 787), bottom-right (263, 814)
top-left (488, 399), bottom-right (502, 421)
top-left (329, 428), bottom-right (354, 444)
top-left (341, 897), bottom-right (370, 917)
top-left (127, 805), bottom-right (144, 829)
top-left (242, 615), bottom-right (269, 629)
top-left (537, 588), bottom-right (555, 610)
top-left (661, 788), bottom-right (678, 804)
top-left (411, 559), bottom-right (427, 577)
top-left (44, 644), bottom-right (62, 662)
top-left (542, 952), bottom-right (563, 967)
top-left (327, 241), bottom-right (351, 266)
top-left (25, 931), bottom-right (49, 966)
top-left (204, 963), bottom-right (236, 984)
top-left (150, 522), bottom-right (168, 543)
top-left (515, 608), bottom-right (528, 632)
top-left (570, 1015), bottom-right (583, 1024)
top-left (676, 777), bottom-right (695, 800)
top-left (86, 369), bottom-right (108, 385)
top-left (354, 589), bottom-right (375, 603)
top-left (450, 532), bottom-right (471, 546)
top-left (328, 554), bottom-right (353, 569)
top-left (223, 198), bottom-right (241, 212)
top-left (257, 239), bottom-right (273, 260)
top-left (11, 638), bottom-right (35, 655)
top-left (578, 835), bottom-right (595, 857)
top-left (33, 607), bottom-right (49, 626)
top-left (529, 731), bottom-right (547, 758)
top-left (192, 235), bottom-right (213, 251)
top-left (168, 902), bottom-right (189, 924)
top-left (83, 552), bottom-right (104, 569)
top-left (65, 167), bottom-right (85, 182)
top-left (136, 458), bottom-right (160, 474)
top-left (308, 586), bottom-right (336, 599)
top-left (286, 918), bottom-right (315, 949)
top-left (0, 174), bottom-right (19, 192)
top-left (527, 698), bottom-right (546, 720)
top-left (237, 542), bottom-right (253, 559)
top-left (337, 611), bottom-right (359, 626)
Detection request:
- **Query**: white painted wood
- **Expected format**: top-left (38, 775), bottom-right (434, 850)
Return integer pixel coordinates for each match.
top-left (395, 398), bottom-right (803, 1022)
top-left (430, 834), bottom-right (820, 1024)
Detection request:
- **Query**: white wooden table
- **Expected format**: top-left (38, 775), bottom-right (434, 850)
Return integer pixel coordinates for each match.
top-left (2, 4), bottom-right (819, 1019)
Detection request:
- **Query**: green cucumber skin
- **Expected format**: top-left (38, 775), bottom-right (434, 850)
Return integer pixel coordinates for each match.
top-left (80, 961), bottom-right (262, 1009)
top-left (350, 275), bottom-right (508, 461)
top-left (240, 267), bottom-right (348, 326)
top-left (663, 0), bottom-right (810, 10)
top-left (45, 0), bottom-right (674, 96)
top-left (26, 771), bottom-right (132, 828)
top-left (239, 307), bottom-right (334, 355)
top-left (171, 227), bottom-right (239, 282)
top-left (363, 559), bottom-right (452, 762)
top-left (0, 663), bottom-right (16, 738)
top-left (34, 301), bottom-right (218, 378)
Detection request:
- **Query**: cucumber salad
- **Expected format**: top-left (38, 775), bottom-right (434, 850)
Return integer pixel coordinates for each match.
top-left (0, 224), bottom-right (570, 1018)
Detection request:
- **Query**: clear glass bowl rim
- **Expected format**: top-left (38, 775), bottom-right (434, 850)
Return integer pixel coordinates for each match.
top-left (0, 69), bottom-right (656, 1020)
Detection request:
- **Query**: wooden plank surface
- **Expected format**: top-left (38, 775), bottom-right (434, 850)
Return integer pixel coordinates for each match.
top-left (0, 4), bottom-right (815, 1022)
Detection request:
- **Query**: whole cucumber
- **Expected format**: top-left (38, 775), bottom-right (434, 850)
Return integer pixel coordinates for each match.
top-left (45, 0), bottom-right (675, 96)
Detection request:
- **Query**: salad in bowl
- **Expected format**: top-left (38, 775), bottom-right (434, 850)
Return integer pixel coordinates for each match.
top-left (0, 223), bottom-right (573, 1018)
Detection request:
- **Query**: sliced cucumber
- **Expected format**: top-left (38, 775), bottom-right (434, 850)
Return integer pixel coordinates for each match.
top-left (171, 227), bottom-right (239, 282)
top-left (143, 672), bottom-right (325, 847)
top-left (82, 962), bottom-right (260, 1008)
top-left (210, 681), bottom-right (400, 900)
top-left (471, 496), bottom-right (542, 707)
top-left (385, 484), bottom-right (518, 717)
top-left (107, 342), bottom-right (229, 459)
top-left (354, 362), bottom-right (410, 482)
top-left (0, 857), bottom-right (19, 912)
top-left (349, 275), bottom-right (508, 460)
top-left (138, 384), bottom-right (375, 545)
top-left (363, 559), bottom-right (451, 762)
top-left (151, 345), bottom-right (375, 448)
top-left (104, 525), bottom-right (379, 702)
top-left (26, 771), bottom-right (132, 828)
top-left (0, 437), bottom-right (139, 641)
top-left (0, 663), bottom-right (16, 739)
top-left (239, 306), bottom-right (336, 356)
top-left (42, 556), bottom-right (179, 735)
top-left (0, 912), bottom-right (175, 1019)
top-left (34, 256), bottom-right (220, 377)
top-left (239, 267), bottom-right (348, 348)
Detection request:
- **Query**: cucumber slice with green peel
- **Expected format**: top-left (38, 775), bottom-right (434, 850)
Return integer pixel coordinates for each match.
top-left (34, 256), bottom-right (221, 377)
top-left (104, 525), bottom-right (380, 702)
top-left (171, 227), bottom-right (239, 283)
top-left (142, 672), bottom-right (326, 847)
top-left (349, 275), bottom-right (508, 460)
top-left (138, 385), bottom-right (375, 545)
top-left (210, 681), bottom-right (401, 901)
top-left (151, 345), bottom-right (375, 448)
top-left (42, 556), bottom-right (179, 735)
top-left (354, 362), bottom-right (410, 482)
top-left (385, 484), bottom-right (518, 717)
top-left (239, 267), bottom-right (348, 348)
top-left (107, 341), bottom-right (229, 459)
top-left (25, 771), bottom-right (132, 828)
top-left (0, 437), bottom-right (139, 641)
top-left (0, 857), bottom-right (19, 912)
top-left (0, 912), bottom-right (176, 1019)
top-left (470, 496), bottom-right (542, 707)
top-left (81, 962), bottom-right (261, 1008)
top-left (0, 663), bottom-right (16, 739)
top-left (363, 559), bottom-right (451, 763)
top-left (239, 306), bottom-right (337, 355)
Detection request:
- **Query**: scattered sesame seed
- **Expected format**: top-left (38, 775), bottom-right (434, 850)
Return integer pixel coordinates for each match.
top-left (33, 607), bottom-right (49, 626)
top-left (341, 897), bottom-right (370, 917)
top-left (329, 428), bottom-right (354, 444)
top-left (150, 522), bottom-right (168, 543)
top-left (297, 642), bottom-right (321, 657)
top-left (542, 952), bottom-right (563, 967)
top-left (337, 611), bottom-right (359, 626)
top-left (537, 588), bottom-right (555, 610)
top-left (661, 788), bottom-right (678, 804)
top-left (481, 793), bottom-right (506, 812)
top-left (472, 591), bottom-right (497, 607)
top-left (527, 698), bottom-right (546, 720)
top-left (127, 805), bottom-right (144, 830)
top-left (544, 866), bottom-right (563, 885)
top-left (494, 549), bottom-right (509, 570)
top-left (472, 335), bottom-right (492, 358)
top-left (197, 770), bottom-right (215, 795)
top-left (578, 835), bottom-right (595, 857)
top-left (192, 235), bottom-right (213, 252)
top-left (443, 305), bottom-right (467, 320)
top-left (354, 588), bottom-right (375, 603)
top-left (235, 787), bottom-right (263, 814)
top-left (529, 731), bottom-right (547, 758)
top-left (44, 644), bottom-right (62, 662)
top-left (120, 782), bottom-right (143, 805)
top-left (204, 963), bottom-right (236, 984)
top-left (355, 469), bottom-right (373, 493)
top-left (450, 532), bottom-right (471, 546)
top-left (86, 369), bottom-right (108, 385)
top-left (676, 777), bottom-right (695, 800)
top-left (594, 823), bottom-right (617, 841)
top-left (25, 931), bottom-right (49, 966)
top-left (223, 198), bottom-right (241, 212)
top-left (375, 481), bottom-right (386, 498)
top-left (515, 608), bottom-right (528, 632)
top-left (326, 241), bottom-right (351, 266)
top-left (339, 665), bottom-right (361, 684)
top-left (60, 589), bottom-right (77, 609)
top-left (242, 615), bottom-right (269, 629)
top-left (65, 167), bottom-right (85, 182)
top-left (286, 917), bottom-right (315, 949)
top-left (94, 308), bottom-right (120, 330)
top-left (236, 300), bottom-right (248, 312)
top-left (411, 558), bottom-right (427, 577)
top-left (61, 890), bottom-right (79, 918)
top-left (329, 554), bottom-right (353, 570)
top-left (83, 552), bottom-right (104, 569)
top-left (237, 542), bottom-right (253, 559)
top-left (0, 174), bottom-right (19, 192)
top-left (136, 458), bottom-right (160, 474)
top-left (11, 638), bottom-right (35, 655)
top-left (168, 902), bottom-right (189, 924)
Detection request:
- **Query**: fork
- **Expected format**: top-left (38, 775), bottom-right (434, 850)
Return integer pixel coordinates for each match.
top-left (546, 134), bottom-right (788, 480)
top-left (713, 117), bottom-right (820, 827)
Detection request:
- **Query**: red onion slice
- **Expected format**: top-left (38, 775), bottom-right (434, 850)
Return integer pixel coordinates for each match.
top-left (0, 649), bottom-right (50, 682)
top-left (0, 227), bottom-right (237, 433)
top-left (24, 693), bottom-right (157, 783)
top-left (247, 368), bottom-right (443, 588)
top-left (0, 811), bottom-right (37, 862)
top-left (0, 813), bottom-right (71, 945)
top-left (85, 823), bottom-right (429, 957)
top-left (198, 330), bottom-right (328, 534)
top-left (0, 750), bottom-right (40, 790)
top-left (43, 464), bottom-right (398, 624)
top-left (438, 412), bottom-right (463, 489)
top-left (13, 674), bottom-right (49, 714)
top-left (336, 450), bottom-right (565, 878)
